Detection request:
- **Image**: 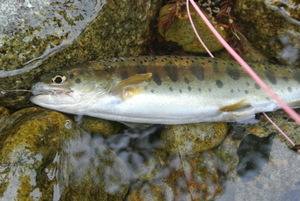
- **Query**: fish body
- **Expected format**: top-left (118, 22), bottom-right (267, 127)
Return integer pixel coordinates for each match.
top-left (31, 56), bottom-right (300, 124)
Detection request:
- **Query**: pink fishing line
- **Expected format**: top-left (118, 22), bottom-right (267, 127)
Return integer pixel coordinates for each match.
top-left (188, 0), bottom-right (300, 125)
top-left (262, 112), bottom-right (296, 146)
top-left (186, 1), bottom-right (214, 58)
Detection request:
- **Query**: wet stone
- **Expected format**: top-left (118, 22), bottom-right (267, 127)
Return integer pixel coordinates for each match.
top-left (161, 122), bottom-right (228, 154)
top-left (0, 0), bottom-right (161, 109)
top-left (79, 116), bottom-right (121, 136)
top-left (0, 106), bottom-right (10, 128)
top-left (127, 181), bottom-right (173, 201)
top-left (0, 107), bottom-right (129, 200)
top-left (235, 0), bottom-right (300, 66)
top-left (158, 4), bottom-right (228, 53)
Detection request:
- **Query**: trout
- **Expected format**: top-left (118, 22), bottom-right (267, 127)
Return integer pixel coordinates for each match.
top-left (31, 56), bottom-right (300, 124)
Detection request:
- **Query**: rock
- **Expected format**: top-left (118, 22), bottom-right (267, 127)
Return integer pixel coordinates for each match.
top-left (127, 152), bottom-right (227, 200)
top-left (79, 116), bottom-right (121, 136)
top-left (161, 122), bottom-right (228, 154)
top-left (0, 106), bottom-right (9, 127)
top-left (234, 0), bottom-right (300, 66)
top-left (127, 181), bottom-right (174, 201)
top-left (0, 0), bottom-right (161, 108)
top-left (158, 4), bottom-right (228, 53)
top-left (0, 107), bottom-right (129, 200)
top-left (215, 110), bottom-right (300, 200)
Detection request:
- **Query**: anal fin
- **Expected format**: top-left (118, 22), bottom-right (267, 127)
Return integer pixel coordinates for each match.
top-left (219, 100), bottom-right (252, 112)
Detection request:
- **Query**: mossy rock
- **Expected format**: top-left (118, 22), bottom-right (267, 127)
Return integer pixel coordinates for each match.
top-left (161, 122), bottom-right (228, 154)
top-left (158, 4), bottom-right (228, 53)
top-left (0, 107), bottom-right (129, 200)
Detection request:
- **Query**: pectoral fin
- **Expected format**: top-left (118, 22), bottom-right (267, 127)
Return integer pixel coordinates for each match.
top-left (219, 100), bottom-right (252, 112)
top-left (111, 73), bottom-right (152, 100)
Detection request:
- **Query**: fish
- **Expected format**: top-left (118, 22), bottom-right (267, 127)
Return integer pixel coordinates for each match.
top-left (31, 56), bottom-right (300, 124)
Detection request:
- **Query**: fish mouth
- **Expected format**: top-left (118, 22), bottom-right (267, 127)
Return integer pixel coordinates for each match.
top-left (31, 82), bottom-right (73, 96)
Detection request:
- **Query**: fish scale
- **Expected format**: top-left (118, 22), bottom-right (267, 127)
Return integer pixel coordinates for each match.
top-left (31, 56), bottom-right (300, 124)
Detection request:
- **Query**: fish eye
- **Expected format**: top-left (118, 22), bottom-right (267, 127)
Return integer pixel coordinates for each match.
top-left (52, 75), bottom-right (67, 84)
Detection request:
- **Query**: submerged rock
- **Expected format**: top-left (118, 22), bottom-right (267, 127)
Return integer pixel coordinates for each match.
top-left (79, 116), bottom-right (121, 136)
top-left (236, 133), bottom-right (276, 182)
top-left (158, 3), bottom-right (228, 53)
top-left (127, 181), bottom-right (174, 201)
top-left (0, 107), bottom-right (129, 200)
top-left (127, 151), bottom-right (228, 200)
top-left (235, 0), bottom-right (300, 66)
top-left (161, 122), bottom-right (228, 154)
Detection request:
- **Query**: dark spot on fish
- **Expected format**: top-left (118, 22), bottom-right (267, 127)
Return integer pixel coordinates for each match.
top-left (245, 90), bottom-right (249, 94)
top-left (188, 86), bottom-right (192, 91)
top-left (265, 69), bottom-right (277, 85)
top-left (283, 76), bottom-right (289, 82)
top-left (213, 62), bottom-right (219, 73)
top-left (216, 80), bottom-right (223, 88)
top-left (75, 78), bottom-right (81, 83)
top-left (144, 86), bottom-right (148, 90)
top-left (179, 89), bottom-right (182, 93)
top-left (208, 88), bottom-right (212, 92)
top-left (237, 89), bottom-right (241, 92)
top-left (69, 73), bottom-right (74, 79)
top-left (190, 65), bottom-right (205, 81)
top-left (266, 97), bottom-right (270, 101)
top-left (132, 58), bottom-right (136, 62)
top-left (254, 83), bottom-right (261, 90)
top-left (293, 69), bottom-right (300, 83)
top-left (198, 88), bottom-right (201, 92)
top-left (152, 73), bottom-right (162, 86)
top-left (169, 87), bottom-right (173, 91)
top-left (226, 66), bottom-right (240, 80)
top-left (120, 71), bottom-right (129, 80)
top-left (165, 66), bottom-right (178, 82)
top-left (184, 77), bottom-right (190, 84)
top-left (246, 82), bottom-right (250, 86)
top-left (151, 89), bottom-right (154, 93)
top-left (136, 65), bottom-right (147, 74)
top-left (288, 87), bottom-right (292, 92)
top-left (169, 61), bottom-right (173, 65)
top-left (231, 89), bottom-right (234, 93)
top-left (208, 59), bottom-right (212, 63)
top-left (120, 58), bottom-right (125, 62)
top-left (191, 60), bottom-right (195, 63)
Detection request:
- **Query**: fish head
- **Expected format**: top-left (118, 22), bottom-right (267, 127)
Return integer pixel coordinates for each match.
top-left (31, 67), bottom-right (112, 111)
